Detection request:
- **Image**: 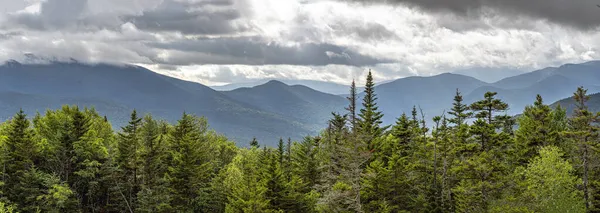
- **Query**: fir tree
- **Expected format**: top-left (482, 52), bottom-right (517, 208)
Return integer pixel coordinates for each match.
top-left (346, 79), bottom-right (358, 133)
top-left (563, 87), bottom-right (600, 211)
top-left (116, 110), bottom-right (143, 210)
top-left (448, 89), bottom-right (472, 126)
top-left (357, 70), bottom-right (388, 149)
top-left (167, 113), bottom-right (212, 212)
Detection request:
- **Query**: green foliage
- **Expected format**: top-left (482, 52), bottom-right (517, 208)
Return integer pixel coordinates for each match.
top-left (493, 146), bottom-right (585, 213)
top-left (0, 82), bottom-right (598, 212)
top-left (357, 70), bottom-right (388, 148)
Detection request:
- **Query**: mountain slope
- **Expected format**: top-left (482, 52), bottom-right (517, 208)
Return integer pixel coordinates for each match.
top-left (213, 79), bottom-right (359, 95)
top-left (465, 61), bottom-right (600, 114)
top-left (551, 92), bottom-right (600, 115)
top-left (374, 73), bottom-right (488, 124)
top-left (0, 61), bottom-right (313, 145)
top-left (453, 67), bottom-right (525, 83)
top-left (223, 80), bottom-right (346, 129)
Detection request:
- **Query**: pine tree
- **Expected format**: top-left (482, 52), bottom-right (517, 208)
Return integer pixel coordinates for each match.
top-left (448, 89), bottom-right (472, 126)
top-left (455, 91), bottom-right (511, 212)
top-left (115, 110), bottom-right (143, 210)
top-left (167, 113), bottom-right (213, 212)
top-left (514, 95), bottom-right (564, 165)
top-left (3, 110), bottom-right (41, 211)
top-left (224, 148), bottom-right (270, 213)
top-left (264, 149), bottom-right (287, 211)
top-left (563, 87), bottom-right (600, 211)
top-left (357, 70), bottom-right (388, 149)
top-left (250, 137), bottom-right (259, 148)
top-left (346, 79), bottom-right (358, 132)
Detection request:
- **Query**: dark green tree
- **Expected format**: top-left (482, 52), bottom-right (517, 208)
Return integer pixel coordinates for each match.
top-left (357, 70), bottom-right (388, 149)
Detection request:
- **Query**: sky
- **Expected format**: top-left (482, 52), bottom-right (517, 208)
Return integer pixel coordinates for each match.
top-left (1, 0), bottom-right (599, 86)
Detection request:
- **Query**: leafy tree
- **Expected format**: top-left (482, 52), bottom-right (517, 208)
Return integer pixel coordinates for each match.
top-left (492, 146), bottom-right (584, 213)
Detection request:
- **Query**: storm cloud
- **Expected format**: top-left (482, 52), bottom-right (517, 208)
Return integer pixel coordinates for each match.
top-left (345, 0), bottom-right (600, 29)
top-left (123, 0), bottom-right (250, 35)
top-left (0, 0), bottom-right (599, 86)
top-left (148, 37), bottom-right (391, 66)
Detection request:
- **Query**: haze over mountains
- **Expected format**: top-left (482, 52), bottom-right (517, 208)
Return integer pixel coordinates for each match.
top-left (1, 59), bottom-right (599, 146)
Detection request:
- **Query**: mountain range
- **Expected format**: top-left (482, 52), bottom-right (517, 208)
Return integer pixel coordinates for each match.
top-left (212, 79), bottom-right (362, 95)
top-left (1, 59), bottom-right (599, 146)
top-left (551, 92), bottom-right (600, 115)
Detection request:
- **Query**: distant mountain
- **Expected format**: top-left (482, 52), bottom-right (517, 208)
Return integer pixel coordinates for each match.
top-left (212, 79), bottom-right (359, 95)
top-left (223, 80), bottom-right (346, 130)
top-left (551, 92), bottom-right (600, 115)
top-left (373, 73), bottom-right (488, 124)
top-left (373, 61), bottom-right (600, 125)
top-left (453, 67), bottom-right (525, 83)
top-left (3, 59), bottom-right (600, 146)
top-left (0, 61), bottom-right (317, 146)
top-left (465, 61), bottom-right (600, 115)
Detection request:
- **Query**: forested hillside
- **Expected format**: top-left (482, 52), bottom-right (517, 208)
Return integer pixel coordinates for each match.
top-left (0, 71), bottom-right (598, 212)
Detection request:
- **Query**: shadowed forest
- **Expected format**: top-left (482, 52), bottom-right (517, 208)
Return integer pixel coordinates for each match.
top-left (0, 71), bottom-right (598, 213)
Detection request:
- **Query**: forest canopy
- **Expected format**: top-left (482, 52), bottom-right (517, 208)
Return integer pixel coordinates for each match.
top-left (0, 71), bottom-right (597, 213)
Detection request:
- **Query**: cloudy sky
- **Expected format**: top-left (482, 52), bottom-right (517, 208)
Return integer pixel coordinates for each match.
top-left (1, 0), bottom-right (600, 86)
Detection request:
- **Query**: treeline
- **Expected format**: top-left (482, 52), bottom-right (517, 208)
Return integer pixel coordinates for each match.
top-left (0, 71), bottom-right (599, 212)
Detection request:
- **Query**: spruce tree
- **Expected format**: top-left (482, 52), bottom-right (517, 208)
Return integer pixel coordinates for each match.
top-left (167, 113), bottom-right (212, 212)
top-left (250, 137), bottom-right (259, 148)
top-left (116, 110), bottom-right (143, 210)
top-left (455, 91), bottom-right (510, 212)
top-left (514, 95), bottom-right (561, 165)
top-left (3, 110), bottom-right (40, 211)
top-left (346, 79), bottom-right (358, 132)
top-left (563, 87), bottom-right (600, 211)
top-left (448, 89), bottom-right (472, 126)
top-left (357, 70), bottom-right (388, 149)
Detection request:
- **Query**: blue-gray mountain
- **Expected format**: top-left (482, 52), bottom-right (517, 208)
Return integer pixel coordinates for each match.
top-left (551, 92), bottom-right (600, 115)
top-left (367, 61), bottom-right (600, 125)
top-left (212, 79), bottom-right (362, 95)
top-left (0, 61), bottom-right (338, 146)
top-left (1, 60), bottom-right (599, 146)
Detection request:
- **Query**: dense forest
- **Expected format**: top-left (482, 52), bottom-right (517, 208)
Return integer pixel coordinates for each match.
top-left (0, 71), bottom-right (598, 213)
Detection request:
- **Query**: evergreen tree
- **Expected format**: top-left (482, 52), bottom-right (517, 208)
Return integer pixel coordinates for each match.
top-left (563, 87), bottom-right (600, 211)
top-left (357, 70), bottom-right (388, 149)
top-left (224, 148), bottom-right (270, 213)
top-left (167, 113), bottom-right (213, 212)
top-left (514, 95), bottom-right (566, 165)
top-left (3, 110), bottom-right (41, 212)
top-left (136, 116), bottom-right (171, 213)
top-left (346, 79), bottom-right (358, 132)
top-left (250, 137), bottom-right (259, 148)
top-left (455, 91), bottom-right (510, 212)
top-left (115, 110), bottom-right (143, 210)
top-left (448, 89), bottom-right (472, 126)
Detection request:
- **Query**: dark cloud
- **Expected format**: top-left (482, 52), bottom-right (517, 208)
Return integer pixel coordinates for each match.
top-left (123, 0), bottom-right (248, 35)
top-left (0, 32), bottom-right (22, 40)
top-left (147, 37), bottom-right (391, 66)
top-left (331, 22), bottom-right (398, 41)
top-left (8, 0), bottom-right (89, 30)
top-left (5, 0), bottom-right (247, 34)
top-left (345, 0), bottom-right (600, 29)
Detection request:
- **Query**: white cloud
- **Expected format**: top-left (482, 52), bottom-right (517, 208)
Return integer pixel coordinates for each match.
top-left (0, 0), bottom-right (599, 86)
